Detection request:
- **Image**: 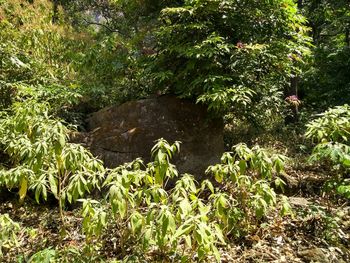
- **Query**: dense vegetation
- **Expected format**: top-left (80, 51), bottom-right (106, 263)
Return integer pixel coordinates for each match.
top-left (0, 0), bottom-right (349, 262)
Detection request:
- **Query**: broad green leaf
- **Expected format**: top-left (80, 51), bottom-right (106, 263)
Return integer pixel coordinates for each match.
top-left (48, 174), bottom-right (58, 199)
top-left (19, 177), bottom-right (28, 202)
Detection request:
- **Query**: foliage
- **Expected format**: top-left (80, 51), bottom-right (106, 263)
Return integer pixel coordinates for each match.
top-left (59, 0), bottom-right (183, 110)
top-left (306, 104), bottom-right (350, 168)
top-left (0, 101), bottom-right (104, 225)
top-left (306, 104), bottom-right (350, 198)
top-left (303, 46), bottom-right (350, 108)
top-left (0, 214), bottom-right (21, 257)
top-left (0, 0), bottom-right (90, 123)
top-left (207, 143), bottom-right (290, 238)
top-left (150, 0), bottom-right (311, 127)
top-left (67, 0), bottom-right (179, 36)
top-left (297, 204), bottom-right (344, 244)
top-left (75, 139), bottom-right (290, 261)
top-left (72, 33), bottom-right (151, 109)
top-left (74, 139), bottom-right (223, 261)
top-left (1, 0), bottom-right (349, 261)
top-left (300, 0), bottom-right (350, 108)
top-left (306, 104), bottom-right (350, 144)
top-left (27, 248), bottom-right (57, 263)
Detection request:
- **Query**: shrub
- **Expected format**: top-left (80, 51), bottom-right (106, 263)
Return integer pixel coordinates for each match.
top-left (150, 0), bottom-right (311, 129)
top-left (0, 101), bottom-right (104, 226)
top-left (78, 139), bottom-right (290, 261)
top-left (207, 143), bottom-right (290, 238)
top-left (306, 104), bottom-right (350, 198)
top-left (0, 214), bottom-right (21, 257)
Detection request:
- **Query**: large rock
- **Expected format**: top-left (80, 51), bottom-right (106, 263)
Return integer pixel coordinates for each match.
top-left (78, 95), bottom-right (224, 180)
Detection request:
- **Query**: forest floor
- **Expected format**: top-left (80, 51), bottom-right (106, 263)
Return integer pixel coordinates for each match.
top-left (1, 165), bottom-right (349, 262)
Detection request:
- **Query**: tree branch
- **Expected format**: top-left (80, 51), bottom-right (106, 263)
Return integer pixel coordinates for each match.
top-left (82, 18), bottom-right (120, 34)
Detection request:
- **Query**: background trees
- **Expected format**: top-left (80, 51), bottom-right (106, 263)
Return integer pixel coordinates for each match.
top-left (1, 0), bottom-right (348, 117)
top-left (150, 0), bottom-right (310, 127)
top-left (301, 0), bottom-right (350, 108)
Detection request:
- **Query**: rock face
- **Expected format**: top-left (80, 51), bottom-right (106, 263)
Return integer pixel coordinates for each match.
top-left (78, 95), bottom-right (224, 179)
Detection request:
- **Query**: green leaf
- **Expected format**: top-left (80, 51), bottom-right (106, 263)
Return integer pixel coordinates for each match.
top-left (18, 177), bottom-right (28, 202)
top-left (342, 156), bottom-right (350, 167)
top-left (337, 185), bottom-right (350, 198)
top-left (214, 171), bottom-right (223, 183)
top-left (214, 224), bottom-right (225, 244)
top-left (174, 223), bottom-right (193, 239)
top-left (179, 198), bottom-right (191, 216)
top-left (100, 211), bottom-right (107, 227)
top-left (35, 184), bottom-right (42, 204)
top-left (48, 174), bottom-right (58, 199)
top-left (238, 160), bottom-right (247, 174)
top-left (130, 212), bottom-right (143, 234)
top-left (118, 199), bottom-right (127, 218)
top-left (280, 196), bottom-right (292, 216)
top-left (202, 179), bottom-right (214, 194)
top-left (212, 245), bottom-right (221, 262)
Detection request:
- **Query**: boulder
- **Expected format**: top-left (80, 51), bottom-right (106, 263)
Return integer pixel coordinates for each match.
top-left (76, 95), bottom-right (224, 180)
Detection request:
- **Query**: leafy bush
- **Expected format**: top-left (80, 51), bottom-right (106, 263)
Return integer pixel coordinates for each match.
top-left (306, 104), bottom-right (350, 198)
top-left (0, 101), bottom-right (104, 225)
top-left (306, 104), bottom-right (350, 144)
top-left (300, 0), bottom-right (350, 109)
top-left (0, 0), bottom-right (158, 112)
top-left (74, 34), bottom-right (152, 109)
top-left (0, 112), bottom-right (291, 261)
top-left (84, 139), bottom-right (225, 261)
top-left (207, 143), bottom-right (290, 238)
top-left (0, 0), bottom-right (92, 116)
top-left (27, 248), bottom-right (57, 263)
top-left (150, 0), bottom-right (311, 127)
top-left (297, 204), bottom-right (344, 244)
top-left (77, 139), bottom-right (290, 261)
top-left (0, 214), bottom-right (21, 257)
top-left (306, 104), bottom-right (350, 171)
